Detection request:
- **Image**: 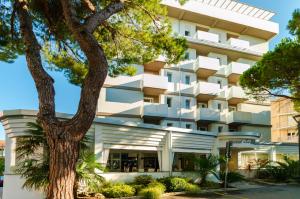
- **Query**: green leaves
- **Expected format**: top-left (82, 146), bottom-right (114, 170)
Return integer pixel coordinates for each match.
top-left (1, 0), bottom-right (187, 85)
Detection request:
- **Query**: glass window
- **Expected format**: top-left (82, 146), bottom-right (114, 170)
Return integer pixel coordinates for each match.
top-left (218, 126), bottom-right (223, 133)
top-left (167, 97), bottom-right (172, 108)
top-left (167, 123), bottom-right (173, 127)
top-left (167, 72), bottom-right (172, 82)
top-left (217, 80), bottom-right (222, 88)
top-left (217, 103), bottom-right (222, 111)
top-left (184, 30), bottom-right (190, 36)
top-left (186, 124), bottom-right (191, 129)
top-left (185, 99), bottom-right (191, 109)
top-left (185, 75), bottom-right (190, 85)
top-left (184, 52), bottom-right (189, 60)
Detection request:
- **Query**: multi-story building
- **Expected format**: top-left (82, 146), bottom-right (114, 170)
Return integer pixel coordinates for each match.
top-left (97, 0), bottom-right (277, 168)
top-left (0, 1), bottom-right (299, 199)
top-left (271, 98), bottom-right (299, 143)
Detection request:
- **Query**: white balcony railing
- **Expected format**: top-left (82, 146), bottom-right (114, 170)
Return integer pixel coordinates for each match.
top-left (143, 103), bottom-right (168, 118)
top-left (194, 81), bottom-right (220, 97)
top-left (227, 38), bottom-right (250, 49)
top-left (194, 56), bottom-right (220, 78)
top-left (195, 30), bottom-right (219, 43)
top-left (104, 75), bottom-right (142, 89)
top-left (226, 62), bottom-right (251, 76)
top-left (227, 111), bottom-right (270, 126)
top-left (196, 108), bottom-right (220, 121)
top-left (143, 74), bottom-right (168, 94)
top-left (227, 86), bottom-right (247, 103)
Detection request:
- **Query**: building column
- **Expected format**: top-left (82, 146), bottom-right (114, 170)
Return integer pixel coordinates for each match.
top-left (161, 131), bottom-right (173, 172)
top-left (270, 147), bottom-right (277, 162)
top-left (157, 150), bottom-right (162, 171)
top-left (5, 135), bottom-right (16, 174)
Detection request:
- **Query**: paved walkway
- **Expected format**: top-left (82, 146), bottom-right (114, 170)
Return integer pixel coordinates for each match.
top-left (162, 184), bottom-right (300, 199)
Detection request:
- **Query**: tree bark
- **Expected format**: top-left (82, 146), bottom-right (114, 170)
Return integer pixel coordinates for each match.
top-left (46, 132), bottom-right (80, 199)
top-left (15, 0), bottom-right (125, 198)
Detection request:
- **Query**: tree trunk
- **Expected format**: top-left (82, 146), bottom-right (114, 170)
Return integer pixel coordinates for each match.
top-left (46, 133), bottom-right (80, 199)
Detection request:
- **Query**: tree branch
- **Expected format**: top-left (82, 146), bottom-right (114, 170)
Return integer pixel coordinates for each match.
top-left (260, 88), bottom-right (300, 101)
top-left (60, 0), bottom-right (110, 140)
top-left (84, 0), bottom-right (125, 33)
top-left (15, 0), bottom-right (57, 125)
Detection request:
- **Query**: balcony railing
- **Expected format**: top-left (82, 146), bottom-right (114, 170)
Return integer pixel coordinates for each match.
top-left (194, 81), bottom-right (220, 100)
top-left (227, 38), bottom-right (250, 49)
top-left (104, 75), bottom-right (142, 89)
top-left (226, 62), bottom-right (251, 83)
top-left (196, 108), bottom-right (221, 122)
top-left (194, 30), bottom-right (219, 43)
top-left (142, 103), bottom-right (168, 118)
top-left (227, 86), bottom-right (247, 104)
top-left (227, 111), bottom-right (270, 126)
top-left (194, 56), bottom-right (220, 78)
top-left (143, 74), bottom-right (168, 95)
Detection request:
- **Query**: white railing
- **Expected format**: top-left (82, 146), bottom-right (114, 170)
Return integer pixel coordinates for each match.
top-left (195, 30), bottom-right (219, 43)
top-left (143, 74), bottom-right (168, 90)
top-left (227, 38), bottom-right (250, 49)
top-left (227, 111), bottom-right (270, 126)
top-left (196, 108), bottom-right (220, 121)
top-left (104, 75), bottom-right (142, 89)
top-left (143, 103), bottom-right (168, 117)
top-left (227, 86), bottom-right (247, 99)
top-left (194, 81), bottom-right (220, 96)
top-left (194, 55), bottom-right (220, 71)
top-left (226, 62), bottom-right (250, 76)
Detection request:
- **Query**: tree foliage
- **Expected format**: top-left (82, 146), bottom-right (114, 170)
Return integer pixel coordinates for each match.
top-left (240, 10), bottom-right (300, 111)
top-left (1, 0), bottom-right (187, 86)
top-left (15, 122), bottom-right (103, 193)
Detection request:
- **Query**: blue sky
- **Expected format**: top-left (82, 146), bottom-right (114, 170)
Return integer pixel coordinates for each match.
top-left (0, 0), bottom-right (300, 139)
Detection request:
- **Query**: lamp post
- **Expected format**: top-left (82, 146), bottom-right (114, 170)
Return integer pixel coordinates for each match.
top-left (293, 114), bottom-right (300, 176)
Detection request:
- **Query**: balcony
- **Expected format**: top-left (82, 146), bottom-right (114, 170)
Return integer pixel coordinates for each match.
top-left (143, 74), bottom-right (168, 95)
top-left (226, 62), bottom-right (251, 83)
top-left (194, 81), bottom-right (220, 101)
top-left (104, 75), bottom-right (142, 89)
top-left (194, 56), bottom-right (220, 78)
top-left (227, 111), bottom-right (270, 126)
top-left (142, 103), bottom-right (168, 118)
top-left (227, 38), bottom-right (250, 49)
top-left (144, 55), bottom-right (167, 72)
top-left (196, 108), bottom-right (221, 123)
top-left (194, 30), bottom-right (219, 43)
top-left (176, 83), bottom-right (194, 95)
top-left (227, 86), bottom-right (247, 104)
top-left (98, 101), bottom-right (142, 116)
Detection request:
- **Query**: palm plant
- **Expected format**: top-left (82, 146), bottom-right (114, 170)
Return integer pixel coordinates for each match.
top-left (194, 155), bottom-right (222, 184)
top-left (15, 122), bottom-right (104, 196)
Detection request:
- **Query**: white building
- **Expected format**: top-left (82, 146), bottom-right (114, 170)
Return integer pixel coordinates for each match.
top-left (0, 1), bottom-right (299, 199)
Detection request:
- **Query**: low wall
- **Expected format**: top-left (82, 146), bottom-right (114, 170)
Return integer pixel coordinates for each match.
top-left (2, 174), bottom-right (44, 199)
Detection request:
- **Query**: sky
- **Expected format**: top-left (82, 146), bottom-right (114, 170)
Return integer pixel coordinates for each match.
top-left (0, 0), bottom-right (300, 139)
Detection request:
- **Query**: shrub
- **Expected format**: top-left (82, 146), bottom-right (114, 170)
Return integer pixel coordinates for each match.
top-left (185, 183), bottom-right (201, 195)
top-left (158, 177), bottom-right (189, 192)
top-left (148, 182), bottom-right (166, 193)
top-left (200, 181), bottom-right (221, 188)
top-left (139, 186), bottom-right (164, 199)
top-left (101, 184), bottom-right (135, 198)
top-left (131, 184), bottom-right (144, 194)
top-left (134, 175), bottom-right (155, 186)
top-left (219, 171), bottom-right (245, 183)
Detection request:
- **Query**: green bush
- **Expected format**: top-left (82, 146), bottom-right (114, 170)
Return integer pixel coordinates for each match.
top-left (185, 183), bottom-right (201, 195)
top-left (101, 183), bottom-right (135, 198)
top-left (134, 175), bottom-right (155, 186)
top-left (158, 177), bottom-right (189, 192)
top-left (139, 187), bottom-right (162, 199)
top-left (148, 182), bottom-right (166, 193)
top-left (219, 171), bottom-right (245, 183)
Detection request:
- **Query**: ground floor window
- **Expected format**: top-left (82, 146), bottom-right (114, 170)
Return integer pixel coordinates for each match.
top-left (106, 150), bottom-right (159, 172)
top-left (172, 153), bottom-right (205, 171)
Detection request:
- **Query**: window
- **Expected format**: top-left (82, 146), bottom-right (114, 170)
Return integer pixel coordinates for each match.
top-left (229, 106), bottom-right (236, 112)
top-left (218, 126), bottom-right (223, 133)
top-left (184, 30), bottom-right (190, 36)
top-left (167, 97), bottom-right (172, 108)
top-left (217, 103), bottom-right (222, 111)
top-left (217, 80), bottom-right (222, 88)
top-left (216, 57), bottom-right (221, 65)
top-left (186, 124), bottom-right (191, 129)
top-left (198, 103), bottom-right (207, 108)
top-left (185, 75), bottom-right (191, 85)
top-left (144, 97), bottom-right (154, 103)
top-left (184, 52), bottom-right (190, 60)
top-left (185, 99), bottom-right (191, 109)
top-left (167, 72), bottom-right (172, 82)
top-left (167, 123), bottom-right (173, 127)
top-left (199, 126), bottom-right (207, 131)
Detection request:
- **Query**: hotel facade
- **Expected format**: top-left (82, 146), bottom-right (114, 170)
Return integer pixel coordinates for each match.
top-left (0, 1), bottom-right (299, 199)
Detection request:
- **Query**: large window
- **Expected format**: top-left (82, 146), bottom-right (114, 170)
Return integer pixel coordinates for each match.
top-left (167, 97), bottom-right (172, 108)
top-left (167, 72), bottom-right (172, 83)
top-left (107, 150), bottom-right (159, 172)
